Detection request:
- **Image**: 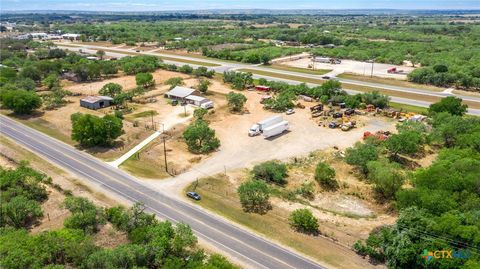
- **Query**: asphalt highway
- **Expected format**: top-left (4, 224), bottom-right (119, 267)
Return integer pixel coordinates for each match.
top-left (57, 43), bottom-right (480, 115)
top-left (0, 114), bottom-right (326, 269)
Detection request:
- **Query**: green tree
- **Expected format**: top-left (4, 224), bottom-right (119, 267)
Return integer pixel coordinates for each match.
top-left (314, 162), bottom-right (338, 190)
top-left (19, 66), bottom-right (41, 81)
top-left (70, 113), bottom-right (123, 147)
top-left (237, 180), bottom-right (270, 214)
top-left (182, 120), bottom-right (220, 153)
top-left (179, 65), bottom-right (194, 74)
top-left (0, 89), bottom-right (42, 114)
top-left (289, 208), bottom-right (319, 234)
top-left (165, 77), bottom-right (184, 90)
top-left (193, 108), bottom-right (208, 120)
top-left (428, 96), bottom-right (468, 116)
top-left (386, 130), bottom-right (422, 159)
top-left (345, 141), bottom-right (379, 174)
top-left (197, 79), bottom-right (210, 94)
top-left (251, 161), bottom-right (288, 185)
top-left (99, 82), bottom-right (123, 98)
top-left (135, 72), bottom-right (154, 88)
top-left (96, 50), bottom-right (105, 60)
top-left (226, 92), bottom-right (247, 112)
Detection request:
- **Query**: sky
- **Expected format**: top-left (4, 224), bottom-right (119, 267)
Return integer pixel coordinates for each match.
top-left (1, 0), bottom-right (480, 11)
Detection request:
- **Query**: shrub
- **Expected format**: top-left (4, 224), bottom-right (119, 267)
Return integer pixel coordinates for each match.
top-left (0, 89), bottom-right (42, 114)
top-left (289, 208), bottom-right (319, 234)
top-left (251, 161), bottom-right (287, 185)
top-left (314, 162), bottom-right (338, 190)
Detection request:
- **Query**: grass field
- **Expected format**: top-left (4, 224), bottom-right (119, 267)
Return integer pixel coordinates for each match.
top-left (389, 102), bottom-right (429, 114)
top-left (120, 153), bottom-right (171, 179)
top-left (337, 73), bottom-right (445, 92)
top-left (2, 113), bottom-right (75, 145)
top-left (185, 175), bottom-right (378, 269)
top-left (238, 68), bottom-right (327, 84)
top-left (264, 64), bottom-right (331, 75)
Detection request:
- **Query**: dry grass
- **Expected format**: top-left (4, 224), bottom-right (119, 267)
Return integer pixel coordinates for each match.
top-left (337, 73), bottom-right (444, 92)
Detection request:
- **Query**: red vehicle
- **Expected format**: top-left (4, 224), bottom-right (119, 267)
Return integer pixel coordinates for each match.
top-left (363, 131), bottom-right (390, 141)
top-left (255, 85), bottom-right (271, 92)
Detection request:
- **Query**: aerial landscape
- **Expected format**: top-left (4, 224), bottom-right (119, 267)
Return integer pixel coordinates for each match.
top-left (0, 1), bottom-right (480, 268)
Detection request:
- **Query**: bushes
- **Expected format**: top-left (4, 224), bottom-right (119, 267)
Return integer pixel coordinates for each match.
top-left (0, 89), bottom-right (42, 114)
top-left (120, 55), bottom-right (161, 75)
top-left (345, 141), bottom-right (379, 174)
top-left (366, 159), bottom-right (405, 200)
top-left (289, 208), bottom-right (319, 234)
top-left (223, 71), bottom-right (253, 90)
top-left (237, 180), bottom-right (271, 214)
top-left (165, 77), bottom-right (184, 90)
top-left (314, 162), bottom-right (338, 190)
top-left (0, 163), bottom-right (48, 229)
top-left (251, 161), bottom-right (287, 185)
top-left (63, 197), bottom-right (105, 234)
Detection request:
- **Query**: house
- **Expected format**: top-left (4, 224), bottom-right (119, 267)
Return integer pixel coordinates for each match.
top-left (164, 86), bottom-right (196, 101)
top-left (80, 96), bottom-right (113, 110)
top-left (255, 85), bottom-right (271, 92)
top-left (185, 95), bottom-right (214, 109)
top-left (165, 86), bottom-right (213, 108)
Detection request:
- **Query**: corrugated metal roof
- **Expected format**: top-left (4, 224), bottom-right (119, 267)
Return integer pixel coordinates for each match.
top-left (166, 86), bottom-right (195, 98)
top-left (81, 95), bottom-right (113, 104)
top-left (185, 95), bottom-right (207, 102)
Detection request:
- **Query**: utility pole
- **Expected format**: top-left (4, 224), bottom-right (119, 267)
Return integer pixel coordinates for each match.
top-left (163, 136), bottom-right (168, 173)
top-left (151, 112), bottom-right (154, 130)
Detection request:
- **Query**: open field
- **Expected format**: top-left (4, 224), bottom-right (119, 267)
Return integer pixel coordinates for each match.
top-left (185, 171), bottom-right (388, 269)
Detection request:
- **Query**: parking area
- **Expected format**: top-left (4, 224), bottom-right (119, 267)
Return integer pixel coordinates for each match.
top-left (282, 58), bottom-right (416, 79)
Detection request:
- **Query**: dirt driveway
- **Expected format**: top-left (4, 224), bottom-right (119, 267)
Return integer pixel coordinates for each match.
top-left (144, 89), bottom-right (396, 193)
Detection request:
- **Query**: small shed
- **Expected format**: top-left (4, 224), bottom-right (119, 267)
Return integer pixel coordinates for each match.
top-left (164, 86), bottom-right (196, 101)
top-left (80, 96), bottom-right (113, 110)
top-left (255, 85), bottom-right (271, 92)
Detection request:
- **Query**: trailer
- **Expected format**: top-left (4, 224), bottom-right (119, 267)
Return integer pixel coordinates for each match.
top-left (249, 115), bottom-right (284, 136)
top-left (263, 121), bottom-right (289, 138)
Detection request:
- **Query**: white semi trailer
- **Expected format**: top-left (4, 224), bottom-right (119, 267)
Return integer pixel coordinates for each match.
top-left (263, 121), bottom-right (289, 138)
top-left (248, 115), bottom-right (283, 137)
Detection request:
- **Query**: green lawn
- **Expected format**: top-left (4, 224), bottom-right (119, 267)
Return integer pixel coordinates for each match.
top-left (389, 102), bottom-right (429, 115)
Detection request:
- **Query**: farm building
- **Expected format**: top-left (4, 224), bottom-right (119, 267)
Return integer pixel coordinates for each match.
top-left (80, 96), bottom-right (113, 110)
top-left (255, 85), bottom-right (271, 92)
top-left (164, 86), bottom-right (196, 101)
top-left (185, 95), bottom-right (214, 108)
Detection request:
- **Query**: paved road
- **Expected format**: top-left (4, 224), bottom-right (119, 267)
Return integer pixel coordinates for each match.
top-left (57, 42), bottom-right (480, 116)
top-left (0, 114), bottom-right (326, 269)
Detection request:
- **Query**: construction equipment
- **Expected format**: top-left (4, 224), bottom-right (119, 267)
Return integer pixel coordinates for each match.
top-left (310, 104), bottom-right (324, 112)
top-left (387, 67), bottom-right (404, 74)
top-left (363, 130), bottom-right (390, 141)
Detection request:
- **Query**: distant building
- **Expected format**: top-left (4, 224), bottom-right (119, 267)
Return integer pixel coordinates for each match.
top-left (30, 32), bottom-right (48, 39)
top-left (80, 96), bottom-right (113, 110)
top-left (62, 33), bottom-right (81, 41)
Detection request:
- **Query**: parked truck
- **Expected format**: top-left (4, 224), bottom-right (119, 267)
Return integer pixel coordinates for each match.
top-left (263, 121), bottom-right (289, 138)
top-left (248, 115), bottom-right (283, 137)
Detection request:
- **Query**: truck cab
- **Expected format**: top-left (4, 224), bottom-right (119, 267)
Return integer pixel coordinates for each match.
top-left (248, 124), bottom-right (261, 136)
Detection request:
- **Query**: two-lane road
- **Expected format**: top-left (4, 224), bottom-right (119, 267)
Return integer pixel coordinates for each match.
top-left (0, 114), bottom-right (327, 269)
